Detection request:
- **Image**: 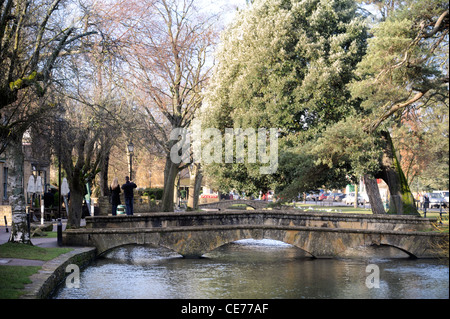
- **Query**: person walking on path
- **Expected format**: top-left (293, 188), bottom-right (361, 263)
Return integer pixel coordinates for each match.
top-left (122, 176), bottom-right (137, 215)
top-left (110, 177), bottom-right (121, 216)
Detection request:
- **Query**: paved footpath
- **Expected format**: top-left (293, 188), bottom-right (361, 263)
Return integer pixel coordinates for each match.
top-left (1, 220), bottom-right (97, 299)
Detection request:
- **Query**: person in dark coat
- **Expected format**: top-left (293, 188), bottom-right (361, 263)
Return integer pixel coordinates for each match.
top-left (423, 194), bottom-right (430, 217)
top-left (121, 176), bottom-right (137, 215)
top-left (110, 177), bottom-right (121, 216)
top-left (44, 190), bottom-right (54, 208)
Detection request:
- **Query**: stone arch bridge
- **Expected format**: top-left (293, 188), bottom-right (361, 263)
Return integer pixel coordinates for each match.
top-left (198, 199), bottom-right (270, 210)
top-left (62, 210), bottom-right (448, 259)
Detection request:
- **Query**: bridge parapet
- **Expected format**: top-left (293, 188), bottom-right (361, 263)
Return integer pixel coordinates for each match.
top-left (63, 210), bottom-right (447, 259)
top-left (84, 210), bottom-right (436, 233)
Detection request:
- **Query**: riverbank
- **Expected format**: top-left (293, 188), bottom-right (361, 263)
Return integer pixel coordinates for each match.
top-left (1, 206), bottom-right (447, 299)
top-left (0, 221), bottom-right (96, 299)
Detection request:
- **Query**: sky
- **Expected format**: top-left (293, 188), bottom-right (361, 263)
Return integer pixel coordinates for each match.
top-left (198, 0), bottom-right (380, 30)
top-left (198, 0), bottom-right (248, 27)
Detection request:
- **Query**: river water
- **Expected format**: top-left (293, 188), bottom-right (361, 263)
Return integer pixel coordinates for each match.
top-left (53, 239), bottom-right (448, 299)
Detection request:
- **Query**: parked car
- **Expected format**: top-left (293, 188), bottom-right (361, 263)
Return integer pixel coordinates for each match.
top-left (424, 192), bottom-right (447, 208)
top-left (318, 193), bottom-right (330, 201)
top-left (329, 192), bottom-right (345, 202)
top-left (434, 191), bottom-right (449, 206)
top-left (344, 192), bottom-right (365, 205)
top-left (305, 193), bottom-right (320, 201)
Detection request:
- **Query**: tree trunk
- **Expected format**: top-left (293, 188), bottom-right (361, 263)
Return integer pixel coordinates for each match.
top-left (364, 174), bottom-right (386, 214)
top-left (67, 167), bottom-right (84, 228)
top-left (99, 151), bottom-right (110, 197)
top-left (376, 131), bottom-right (419, 215)
top-left (187, 163), bottom-right (202, 210)
top-left (174, 172), bottom-right (180, 208)
top-left (6, 135), bottom-right (31, 244)
top-left (161, 155), bottom-right (179, 212)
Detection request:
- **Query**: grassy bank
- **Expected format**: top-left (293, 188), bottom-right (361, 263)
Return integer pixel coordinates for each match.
top-left (0, 242), bottom-right (72, 260)
top-left (0, 242), bottom-right (73, 299)
top-left (294, 203), bottom-right (372, 214)
top-left (0, 266), bottom-right (41, 299)
top-left (294, 203), bottom-right (449, 225)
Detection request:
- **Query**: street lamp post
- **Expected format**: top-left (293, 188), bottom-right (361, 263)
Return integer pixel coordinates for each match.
top-left (127, 142), bottom-right (134, 181)
top-left (56, 116), bottom-right (62, 219)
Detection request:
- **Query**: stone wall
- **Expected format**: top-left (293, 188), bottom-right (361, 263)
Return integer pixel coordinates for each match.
top-left (84, 210), bottom-right (437, 232)
top-left (96, 195), bottom-right (162, 216)
top-left (63, 210), bottom-right (448, 259)
top-left (63, 224), bottom-right (448, 259)
top-left (0, 205), bottom-right (11, 226)
top-left (20, 247), bottom-right (96, 299)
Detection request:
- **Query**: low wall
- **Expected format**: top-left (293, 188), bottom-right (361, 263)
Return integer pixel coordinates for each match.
top-left (63, 224), bottom-right (448, 259)
top-left (96, 196), bottom-right (161, 216)
top-left (0, 205), bottom-right (12, 226)
top-left (198, 197), bottom-right (220, 205)
top-left (84, 210), bottom-right (437, 233)
top-left (20, 247), bottom-right (97, 299)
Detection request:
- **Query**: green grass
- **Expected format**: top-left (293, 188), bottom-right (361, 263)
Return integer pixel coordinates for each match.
top-left (294, 203), bottom-right (449, 229)
top-left (0, 243), bottom-right (73, 299)
top-left (294, 203), bottom-right (372, 215)
top-left (0, 242), bottom-right (72, 261)
top-left (0, 265), bottom-right (41, 299)
top-left (229, 204), bottom-right (252, 210)
top-left (33, 231), bottom-right (58, 238)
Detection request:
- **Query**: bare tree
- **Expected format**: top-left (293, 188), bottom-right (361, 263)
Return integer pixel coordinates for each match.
top-left (110, 0), bottom-right (218, 211)
top-left (55, 40), bottom-right (131, 228)
top-left (0, 0), bottom-right (96, 242)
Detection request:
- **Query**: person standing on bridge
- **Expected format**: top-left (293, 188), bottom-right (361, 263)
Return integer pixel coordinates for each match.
top-left (110, 177), bottom-right (121, 216)
top-left (423, 194), bottom-right (430, 218)
top-left (122, 176), bottom-right (137, 215)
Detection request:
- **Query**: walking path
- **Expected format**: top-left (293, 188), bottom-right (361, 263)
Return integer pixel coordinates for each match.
top-left (1, 220), bottom-right (96, 299)
top-left (0, 221), bottom-right (69, 266)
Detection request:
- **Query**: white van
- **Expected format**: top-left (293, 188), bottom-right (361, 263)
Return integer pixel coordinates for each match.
top-left (433, 190), bottom-right (449, 206)
top-left (344, 192), bottom-right (368, 205)
top-left (426, 192), bottom-right (447, 208)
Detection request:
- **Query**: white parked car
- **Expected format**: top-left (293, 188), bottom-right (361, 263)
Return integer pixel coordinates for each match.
top-left (344, 192), bottom-right (366, 205)
top-left (425, 192), bottom-right (447, 208)
top-left (434, 191), bottom-right (449, 206)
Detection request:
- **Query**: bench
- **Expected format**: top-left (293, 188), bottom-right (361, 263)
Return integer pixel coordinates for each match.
top-left (29, 208), bottom-right (63, 221)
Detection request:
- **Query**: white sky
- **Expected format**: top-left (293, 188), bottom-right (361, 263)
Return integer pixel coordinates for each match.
top-left (198, 0), bottom-right (248, 27)
top-left (198, 1), bottom-right (380, 29)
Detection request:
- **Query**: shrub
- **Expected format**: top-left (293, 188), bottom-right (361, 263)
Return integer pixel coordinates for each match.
top-left (142, 188), bottom-right (164, 200)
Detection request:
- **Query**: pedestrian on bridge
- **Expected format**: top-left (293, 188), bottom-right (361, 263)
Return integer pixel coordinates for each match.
top-left (110, 177), bottom-right (121, 216)
top-left (122, 176), bottom-right (137, 215)
top-left (423, 194), bottom-right (430, 218)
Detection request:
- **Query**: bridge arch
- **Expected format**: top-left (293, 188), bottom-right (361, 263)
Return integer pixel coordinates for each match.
top-left (198, 199), bottom-right (269, 211)
top-left (95, 237), bottom-right (418, 260)
top-left (205, 236), bottom-right (315, 258)
top-left (370, 244), bottom-right (417, 259)
top-left (63, 212), bottom-right (447, 259)
top-left (95, 235), bottom-right (316, 259)
top-left (159, 228), bottom-right (327, 258)
top-left (159, 228), bottom-right (434, 259)
top-left (96, 243), bottom-right (184, 259)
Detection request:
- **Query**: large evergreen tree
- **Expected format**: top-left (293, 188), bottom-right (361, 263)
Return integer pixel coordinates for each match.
top-left (205, 0), bottom-right (448, 216)
top-left (203, 0), bottom-right (368, 196)
top-left (347, 0), bottom-right (448, 214)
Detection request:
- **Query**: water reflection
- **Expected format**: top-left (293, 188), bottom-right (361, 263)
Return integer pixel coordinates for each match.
top-left (53, 239), bottom-right (449, 299)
